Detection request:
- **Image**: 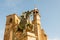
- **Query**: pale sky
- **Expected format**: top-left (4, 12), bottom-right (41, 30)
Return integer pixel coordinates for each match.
top-left (0, 0), bottom-right (60, 40)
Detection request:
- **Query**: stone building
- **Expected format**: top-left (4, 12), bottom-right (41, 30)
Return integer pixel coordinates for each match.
top-left (4, 8), bottom-right (47, 40)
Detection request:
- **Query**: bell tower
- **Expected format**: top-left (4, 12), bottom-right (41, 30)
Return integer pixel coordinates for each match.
top-left (32, 8), bottom-right (41, 40)
top-left (4, 14), bottom-right (20, 40)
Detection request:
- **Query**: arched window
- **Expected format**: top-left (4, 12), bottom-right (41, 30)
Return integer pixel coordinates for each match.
top-left (9, 18), bottom-right (12, 23)
top-left (36, 11), bottom-right (38, 13)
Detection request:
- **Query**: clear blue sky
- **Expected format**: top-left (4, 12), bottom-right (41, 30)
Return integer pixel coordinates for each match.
top-left (0, 0), bottom-right (60, 40)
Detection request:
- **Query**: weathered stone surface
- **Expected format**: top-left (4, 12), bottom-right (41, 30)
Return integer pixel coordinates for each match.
top-left (4, 9), bottom-right (47, 40)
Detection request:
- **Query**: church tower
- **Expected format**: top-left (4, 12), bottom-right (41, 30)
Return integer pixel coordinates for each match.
top-left (4, 14), bottom-right (20, 40)
top-left (32, 8), bottom-right (41, 40)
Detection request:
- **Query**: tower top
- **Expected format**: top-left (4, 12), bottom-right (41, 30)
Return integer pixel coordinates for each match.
top-left (34, 8), bottom-right (39, 11)
top-left (34, 8), bottom-right (38, 10)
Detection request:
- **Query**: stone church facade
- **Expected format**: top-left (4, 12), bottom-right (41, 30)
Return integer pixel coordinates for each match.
top-left (4, 8), bottom-right (47, 40)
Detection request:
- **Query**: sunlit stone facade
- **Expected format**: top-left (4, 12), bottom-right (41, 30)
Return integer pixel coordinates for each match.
top-left (4, 8), bottom-right (47, 40)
